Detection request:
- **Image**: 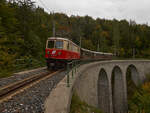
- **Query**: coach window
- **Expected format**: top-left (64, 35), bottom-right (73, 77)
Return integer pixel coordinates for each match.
top-left (55, 40), bottom-right (63, 49)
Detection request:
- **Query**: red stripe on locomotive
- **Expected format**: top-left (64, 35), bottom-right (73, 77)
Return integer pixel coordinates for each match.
top-left (45, 48), bottom-right (80, 60)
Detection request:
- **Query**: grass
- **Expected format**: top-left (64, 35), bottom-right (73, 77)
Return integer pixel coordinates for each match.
top-left (0, 59), bottom-right (46, 78)
top-left (0, 69), bottom-right (13, 78)
top-left (69, 93), bottom-right (103, 113)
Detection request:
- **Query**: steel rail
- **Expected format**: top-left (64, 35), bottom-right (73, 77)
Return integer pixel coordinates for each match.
top-left (0, 69), bottom-right (64, 102)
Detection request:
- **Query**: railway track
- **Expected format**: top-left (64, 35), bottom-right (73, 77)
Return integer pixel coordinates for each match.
top-left (0, 69), bottom-right (64, 103)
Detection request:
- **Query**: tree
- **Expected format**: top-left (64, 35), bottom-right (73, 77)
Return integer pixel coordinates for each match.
top-left (113, 20), bottom-right (120, 56)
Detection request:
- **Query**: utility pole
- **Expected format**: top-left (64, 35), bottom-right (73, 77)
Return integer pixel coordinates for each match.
top-left (51, 11), bottom-right (55, 37)
top-left (53, 20), bottom-right (55, 37)
top-left (133, 48), bottom-right (135, 58)
top-left (113, 21), bottom-right (120, 57)
top-left (97, 40), bottom-right (100, 52)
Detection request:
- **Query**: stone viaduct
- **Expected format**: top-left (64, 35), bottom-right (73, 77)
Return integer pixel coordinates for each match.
top-left (45, 60), bottom-right (150, 113)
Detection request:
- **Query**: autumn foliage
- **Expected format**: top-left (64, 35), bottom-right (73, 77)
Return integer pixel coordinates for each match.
top-left (1, 0), bottom-right (150, 76)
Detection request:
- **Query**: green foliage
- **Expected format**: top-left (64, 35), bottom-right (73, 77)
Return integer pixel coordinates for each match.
top-left (82, 39), bottom-right (95, 50)
top-left (128, 84), bottom-right (150, 113)
top-left (128, 74), bottom-right (150, 113)
top-left (70, 93), bottom-right (103, 113)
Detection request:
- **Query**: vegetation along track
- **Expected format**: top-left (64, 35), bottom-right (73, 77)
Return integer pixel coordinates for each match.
top-left (0, 69), bottom-right (64, 103)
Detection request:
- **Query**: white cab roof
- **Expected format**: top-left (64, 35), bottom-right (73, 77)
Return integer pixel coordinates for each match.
top-left (48, 37), bottom-right (79, 47)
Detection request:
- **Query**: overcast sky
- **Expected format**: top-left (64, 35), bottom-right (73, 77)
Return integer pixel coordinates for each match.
top-left (34, 0), bottom-right (150, 25)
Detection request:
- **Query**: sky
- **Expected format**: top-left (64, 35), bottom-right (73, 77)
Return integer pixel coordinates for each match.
top-left (34, 0), bottom-right (150, 25)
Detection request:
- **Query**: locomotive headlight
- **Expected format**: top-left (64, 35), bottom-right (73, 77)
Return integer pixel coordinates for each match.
top-left (58, 52), bottom-right (62, 55)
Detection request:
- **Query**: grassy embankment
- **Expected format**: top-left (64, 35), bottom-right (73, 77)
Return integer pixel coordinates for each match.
top-left (0, 57), bottom-right (45, 78)
top-left (69, 93), bottom-right (103, 113)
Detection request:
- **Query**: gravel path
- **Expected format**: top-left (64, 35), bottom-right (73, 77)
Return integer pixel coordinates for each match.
top-left (0, 67), bottom-right (47, 88)
top-left (0, 70), bottom-right (66, 113)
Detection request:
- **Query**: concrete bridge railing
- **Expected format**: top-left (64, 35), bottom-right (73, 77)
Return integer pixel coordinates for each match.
top-left (44, 60), bottom-right (150, 113)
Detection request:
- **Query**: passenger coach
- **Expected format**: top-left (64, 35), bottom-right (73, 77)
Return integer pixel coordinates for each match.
top-left (45, 37), bottom-right (80, 69)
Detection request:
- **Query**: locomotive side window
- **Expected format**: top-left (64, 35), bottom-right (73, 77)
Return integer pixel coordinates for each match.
top-left (78, 47), bottom-right (80, 53)
top-left (69, 42), bottom-right (72, 51)
top-left (74, 46), bottom-right (77, 53)
top-left (72, 44), bottom-right (75, 52)
top-left (55, 40), bottom-right (63, 49)
top-left (47, 40), bottom-right (54, 48)
top-left (67, 42), bottom-right (69, 50)
top-left (64, 41), bottom-right (69, 50)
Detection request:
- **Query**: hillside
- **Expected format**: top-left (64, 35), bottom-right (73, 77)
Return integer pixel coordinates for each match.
top-left (1, 0), bottom-right (150, 77)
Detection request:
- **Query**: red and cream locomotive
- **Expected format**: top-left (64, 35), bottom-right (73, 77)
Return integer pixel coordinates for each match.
top-left (45, 37), bottom-right (80, 69)
top-left (45, 37), bottom-right (113, 69)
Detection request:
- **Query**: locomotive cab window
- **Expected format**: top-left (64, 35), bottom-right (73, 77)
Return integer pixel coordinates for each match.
top-left (47, 40), bottom-right (54, 48)
top-left (55, 40), bottom-right (63, 49)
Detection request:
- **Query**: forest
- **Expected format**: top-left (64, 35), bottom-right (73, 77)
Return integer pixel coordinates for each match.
top-left (0, 0), bottom-right (150, 75)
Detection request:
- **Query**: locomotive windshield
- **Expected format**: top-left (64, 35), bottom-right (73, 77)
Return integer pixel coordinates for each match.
top-left (47, 40), bottom-right (63, 49)
top-left (47, 40), bottom-right (54, 48)
top-left (55, 40), bottom-right (63, 49)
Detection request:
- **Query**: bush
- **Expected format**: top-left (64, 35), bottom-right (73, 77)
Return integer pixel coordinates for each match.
top-left (70, 93), bottom-right (103, 113)
top-left (128, 74), bottom-right (150, 113)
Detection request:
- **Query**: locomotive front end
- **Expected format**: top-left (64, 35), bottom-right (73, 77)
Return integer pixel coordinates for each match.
top-left (45, 37), bottom-right (80, 70)
top-left (45, 39), bottom-right (64, 59)
top-left (45, 38), bottom-right (65, 69)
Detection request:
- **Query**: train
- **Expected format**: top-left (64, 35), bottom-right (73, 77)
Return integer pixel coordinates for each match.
top-left (45, 37), bottom-right (113, 69)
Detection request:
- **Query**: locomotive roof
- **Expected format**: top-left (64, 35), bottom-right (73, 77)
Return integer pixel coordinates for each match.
top-left (48, 37), bottom-right (69, 41)
top-left (48, 37), bottom-right (79, 47)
